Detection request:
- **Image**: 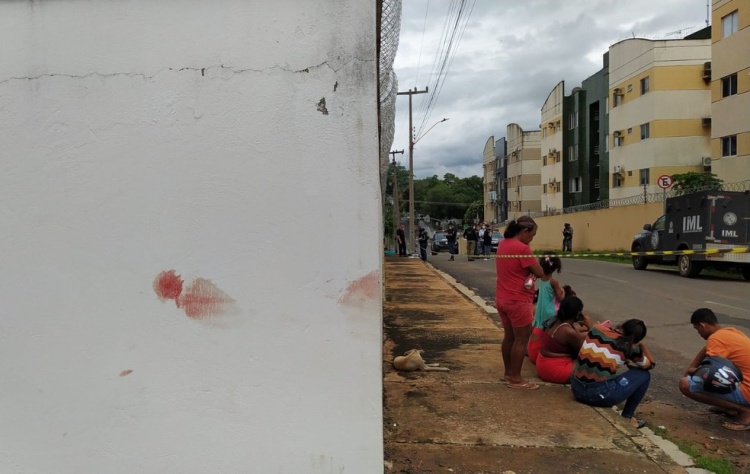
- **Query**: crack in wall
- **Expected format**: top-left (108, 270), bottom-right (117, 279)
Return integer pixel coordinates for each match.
top-left (0, 58), bottom-right (371, 85)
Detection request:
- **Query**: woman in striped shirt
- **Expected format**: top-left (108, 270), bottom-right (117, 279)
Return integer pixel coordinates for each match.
top-left (571, 319), bottom-right (656, 429)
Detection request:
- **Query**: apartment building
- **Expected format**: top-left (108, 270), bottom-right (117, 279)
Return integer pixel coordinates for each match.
top-left (563, 87), bottom-right (596, 208)
top-left (581, 54), bottom-right (610, 202)
top-left (608, 37), bottom-right (711, 200)
top-left (540, 81), bottom-right (564, 213)
top-left (482, 136), bottom-right (498, 223)
top-left (711, 0), bottom-right (750, 182)
top-left (506, 123), bottom-right (541, 219)
top-left (495, 137), bottom-right (508, 223)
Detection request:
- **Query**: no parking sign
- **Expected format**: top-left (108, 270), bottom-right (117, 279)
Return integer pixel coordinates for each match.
top-left (657, 175), bottom-right (673, 189)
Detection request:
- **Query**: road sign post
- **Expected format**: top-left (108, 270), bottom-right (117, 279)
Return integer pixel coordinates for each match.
top-left (657, 175), bottom-right (673, 214)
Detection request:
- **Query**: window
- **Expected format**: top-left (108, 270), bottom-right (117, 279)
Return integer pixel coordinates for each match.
top-left (569, 177), bottom-right (582, 193)
top-left (722, 135), bottom-right (737, 157)
top-left (722, 74), bottom-right (738, 97)
top-left (722, 10), bottom-right (738, 38)
top-left (605, 135), bottom-right (609, 152)
top-left (594, 178), bottom-right (600, 189)
top-left (639, 168), bottom-right (650, 185)
top-left (627, 84), bottom-right (633, 92)
top-left (627, 127), bottom-right (633, 135)
top-left (640, 123), bottom-right (650, 140)
top-left (613, 93), bottom-right (622, 107)
top-left (568, 144), bottom-right (578, 162)
top-left (543, 155), bottom-right (548, 166)
top-left (543, 184), bottom-right (548, 194)
top-left (605, 96), bottom-right (609, 114)
top-left (614, 135), bottom-right (622, 147)
top-left (613, 174), bottom-right (623, 188)
top-left (555, 182), bottom-right (561, 193)
top-left (640, 76), bottom-right (650, 95)
top-left (568, 112), bottom-right (578, 130)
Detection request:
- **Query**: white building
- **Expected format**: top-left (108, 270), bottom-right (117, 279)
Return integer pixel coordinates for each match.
top-left (0, 1), bottom-right (383, 472)
top-left (540, 81), bottom-right (564, 212)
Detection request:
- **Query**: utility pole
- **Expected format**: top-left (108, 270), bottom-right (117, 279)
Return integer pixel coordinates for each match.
top-left (389, 149), bottom-right (404, 234)
top-left (397, 87), bottom-right (428, 254)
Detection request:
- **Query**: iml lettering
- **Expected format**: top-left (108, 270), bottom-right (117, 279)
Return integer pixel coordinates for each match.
top-left (683, 215), bottom-right (702, 233)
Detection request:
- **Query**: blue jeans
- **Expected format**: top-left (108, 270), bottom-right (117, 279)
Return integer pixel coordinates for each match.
top-left (419, 245), bottom-right (427, 261)
top-left (448, 241), bottom-right (456, 255)
top-left (571, 369), bottom-right (651, 418)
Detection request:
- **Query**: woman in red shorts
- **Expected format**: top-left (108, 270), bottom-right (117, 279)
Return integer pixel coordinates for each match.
top-left (495, 216), bottom-right (545, 389)
top-left (536, 296), bottom-right (592, 384)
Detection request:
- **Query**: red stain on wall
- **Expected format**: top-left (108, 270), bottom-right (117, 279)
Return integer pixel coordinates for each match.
top-left (339, 271), bottom-right (379, 306)
top-left (153, 270), bottom-right (184, 304)
top-left (179, 278), bottom-right (235, 319)
top-left (153, 270), bottom-right (235, 319)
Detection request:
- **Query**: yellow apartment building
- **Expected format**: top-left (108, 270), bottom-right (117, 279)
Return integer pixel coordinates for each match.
top-left (506, 123), bottom-right (541, 219)
top-left (540, 81), bottom-right (564, 213)
top-left (711, 0), bottom-right (750, 182)
top-left (608, 37), bottom-right (711, 200)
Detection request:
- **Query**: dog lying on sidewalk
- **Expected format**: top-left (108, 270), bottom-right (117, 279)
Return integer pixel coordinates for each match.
top-left (392, 349), bottom-right (449, 372)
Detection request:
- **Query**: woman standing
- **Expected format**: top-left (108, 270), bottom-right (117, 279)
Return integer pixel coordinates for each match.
top-left (495, 216), bottom-right (545, 390)
top-left (571, 319), bottom-right (656, 428)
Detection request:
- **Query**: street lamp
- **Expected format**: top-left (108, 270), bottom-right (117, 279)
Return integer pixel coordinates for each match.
top-left (408, 117), bottom-right (449, 254)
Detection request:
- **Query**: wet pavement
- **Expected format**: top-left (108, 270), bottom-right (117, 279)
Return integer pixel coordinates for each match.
top-left (383, 257), bottom-right (688, 474)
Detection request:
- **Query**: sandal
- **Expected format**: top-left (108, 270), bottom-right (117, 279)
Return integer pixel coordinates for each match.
top-left (623, 417), bottom-right (646, 429)
top-left (723, 420), bottom-right (750, 431)
top-left (508, 381), bottom-right (540, 390)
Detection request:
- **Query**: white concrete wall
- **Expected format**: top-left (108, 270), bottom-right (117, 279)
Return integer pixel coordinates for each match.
top-left (0, 1), bottom-right (382, 473)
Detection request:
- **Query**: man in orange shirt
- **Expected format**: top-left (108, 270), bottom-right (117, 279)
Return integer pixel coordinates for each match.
top-left (679, 308), bottom-right (750, 431)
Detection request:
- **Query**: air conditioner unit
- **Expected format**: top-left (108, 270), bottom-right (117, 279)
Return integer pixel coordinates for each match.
top-left (614, 88), bottom-right (623, 95)
top-left (701, 117), bottom-right (712, 127)
top-left (702, 156), bottom-right (712, 167)
top-left (613, 130), bottom-right (622, 137)
top-left (613, 165), bottom-right (623, 173)
top-left (702, 61), bottom-right (711, 78)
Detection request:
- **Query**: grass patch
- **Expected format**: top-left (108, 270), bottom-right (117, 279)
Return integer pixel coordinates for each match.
top-left (652, 426), bottom-right (737, 474)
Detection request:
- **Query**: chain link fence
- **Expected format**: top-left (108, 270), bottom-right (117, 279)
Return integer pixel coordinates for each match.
top-left (379, 0), bottom-right (401, 194)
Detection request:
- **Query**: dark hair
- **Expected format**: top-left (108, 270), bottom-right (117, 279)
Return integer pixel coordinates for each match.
top-left (618, 319), bottom-right (647, 345)
top-left (562, 285), bottom-right (576, 298)
top-left (503, 216), bottom-right (537, 238)
top-left (691, 307), bottom-right (718, 325)
top-left (539, 255), bottom-right (562, 275)
top-left (558, 296), bottom-right (583, 323)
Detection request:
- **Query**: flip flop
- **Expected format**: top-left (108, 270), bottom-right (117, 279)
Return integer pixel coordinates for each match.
top-left (623, 417), bottom-right (646, 429)
top-left (723, 420), bottom-right (750, 431)
top-left (508, 381), bottom-right (540, 390)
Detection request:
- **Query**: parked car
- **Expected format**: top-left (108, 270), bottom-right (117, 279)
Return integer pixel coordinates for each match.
top-left (431, 231), bottom-right (449, 255)
top-left (490, 231), bottom-right (503, 253)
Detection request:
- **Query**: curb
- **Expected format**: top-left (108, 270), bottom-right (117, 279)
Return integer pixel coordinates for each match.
top-left (424, 260), bottom-right (701, 473)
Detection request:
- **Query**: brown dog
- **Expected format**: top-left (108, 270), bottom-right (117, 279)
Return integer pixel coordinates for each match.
top-left (392, 349), bottom-right (449, 372)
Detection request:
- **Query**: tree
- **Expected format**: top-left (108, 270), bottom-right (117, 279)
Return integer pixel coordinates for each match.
top-left (671, 172), bottom-right (723, 195)
top-left (463, 200), bottom-right (484, 223)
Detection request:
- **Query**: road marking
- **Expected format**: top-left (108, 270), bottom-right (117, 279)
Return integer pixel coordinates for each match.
top-left (593, 274), bottom-right (629, 284)
top-left (705, 301), bottom-right (750, 313)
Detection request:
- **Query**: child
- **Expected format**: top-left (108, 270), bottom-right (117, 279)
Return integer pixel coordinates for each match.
top-left (527, 256), bottom-right (565, 364)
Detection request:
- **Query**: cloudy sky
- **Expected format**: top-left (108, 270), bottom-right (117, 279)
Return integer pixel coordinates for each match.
top-left (392, 0), bottom-right (711, 179)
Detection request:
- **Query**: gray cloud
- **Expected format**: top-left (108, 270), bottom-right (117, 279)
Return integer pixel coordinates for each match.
top-left (392, 0), bottom-right (710, 178)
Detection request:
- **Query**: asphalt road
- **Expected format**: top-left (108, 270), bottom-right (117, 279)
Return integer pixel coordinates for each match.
top-left (427, 250), bottom-right (750, 406)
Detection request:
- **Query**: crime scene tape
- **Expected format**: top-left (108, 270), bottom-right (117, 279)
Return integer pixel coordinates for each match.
top-left (486, 247), bottom-right (750, 258)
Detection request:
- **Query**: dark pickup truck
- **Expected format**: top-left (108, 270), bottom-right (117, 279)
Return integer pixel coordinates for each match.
top-left (631, 190), bottom-right (750, 280)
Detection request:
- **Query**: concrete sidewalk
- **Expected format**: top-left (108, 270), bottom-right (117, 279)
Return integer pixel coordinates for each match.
top-left (383, 257), bottom-right (687, 474)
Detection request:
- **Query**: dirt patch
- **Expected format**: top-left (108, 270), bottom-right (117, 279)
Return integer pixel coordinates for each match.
top-left (644, 399), bottom-right (750, 473)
